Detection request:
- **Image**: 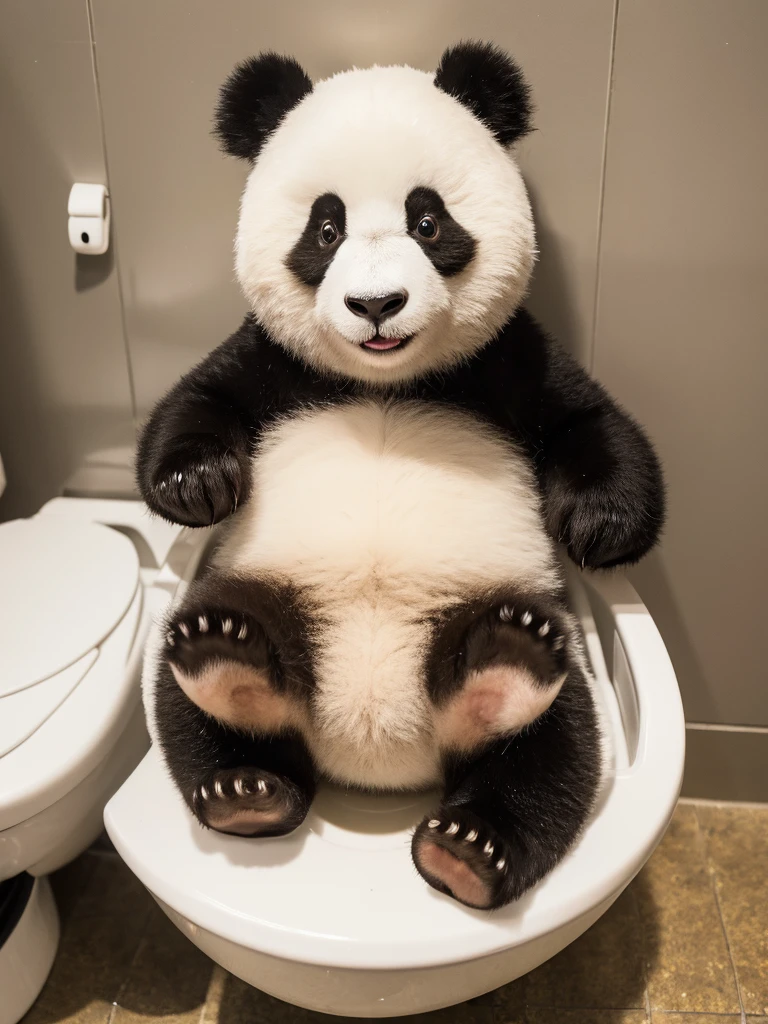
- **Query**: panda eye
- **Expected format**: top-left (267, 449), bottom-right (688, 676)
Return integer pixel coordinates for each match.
top-left (320, 220), bottom-right (339, 245)
top-left (416, 215), bottom-right (439, 241)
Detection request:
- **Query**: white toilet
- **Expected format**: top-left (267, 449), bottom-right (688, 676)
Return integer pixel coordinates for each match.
top-left (0, 494), bottom-right (209, 1024)
top-left (105, 562), bottom-right (685, 1017)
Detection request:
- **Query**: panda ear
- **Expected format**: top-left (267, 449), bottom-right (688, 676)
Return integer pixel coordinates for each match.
top-left (214, 52), bottom-right (313, 160)
top-left (434, 42), bottom-right (533, 146)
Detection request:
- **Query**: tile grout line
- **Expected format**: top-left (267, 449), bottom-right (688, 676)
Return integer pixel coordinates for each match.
top-left (84, 0), bottom-right (139, 427)
top-left (628, 876), bottom-right (653, 1021)
top-left (587, 0), bottom-right (621, 374)
top-left (200, 963), bottom-right (228, 1024)
top-left (692, 804), bottom-right (747, 1024)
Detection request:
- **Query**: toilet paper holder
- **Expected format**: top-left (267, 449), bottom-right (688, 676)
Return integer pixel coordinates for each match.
top-left (68, 183), bottom-right (110, 255)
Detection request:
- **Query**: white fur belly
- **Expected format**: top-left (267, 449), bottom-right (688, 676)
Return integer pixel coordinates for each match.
top-left (215, 399), bottom-right (559, 788)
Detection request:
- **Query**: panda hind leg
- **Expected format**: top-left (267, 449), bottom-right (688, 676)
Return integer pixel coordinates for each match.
top-left (155, 661), bottom-right (316, 837)
top-left (414, 667), bottom-right (602, 909)
top-left (158, 573), bottom-right (316, 837)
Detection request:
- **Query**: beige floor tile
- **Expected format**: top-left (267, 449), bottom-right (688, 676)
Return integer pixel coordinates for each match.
top-left (69, 851), bottom-right (152, 921)
top-left (525, 1011), bottom-right (647, 1023)
top-left (522, 885), bottom-right (646, 1009)
top-left (111, 903), bottom-right (213, 1023)
top-left (696, 803), bottom-right (768, 1015)
top-left (20, 904), bottom-right (149, 1024)
top-left (651, 1015), bottom-right (741, 1023)
top-left (637, 804), bottom-right (740, 1013)
top-left (473, 974), bottom-right (526, 1014)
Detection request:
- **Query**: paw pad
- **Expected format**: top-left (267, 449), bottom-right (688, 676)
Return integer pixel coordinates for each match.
top-left (191, 767), bottom-right (307, 838)
top-left (415, 811), bottom-right (512, 901)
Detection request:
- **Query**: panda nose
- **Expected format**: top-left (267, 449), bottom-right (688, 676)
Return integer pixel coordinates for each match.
top-left (344, 292), bottom-right (408, 324)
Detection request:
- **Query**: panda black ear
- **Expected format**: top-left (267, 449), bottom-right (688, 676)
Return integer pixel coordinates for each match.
top-left (434, 42), bottom-right (533, 146)
top-left (214, 52), bottom-right (313, 160)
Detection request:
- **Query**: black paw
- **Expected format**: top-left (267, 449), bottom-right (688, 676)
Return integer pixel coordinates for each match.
top-left (165, 608), bottom-right (274, 676)
top-left (191, 766), bottom-right (310, 837)
top-left (148, 437), bottom-right (248, 527)
top-left (412, 808), bottom-right (519, 909)
top-left (460, 601), bottom-right (568, 687)
top-left (548, 487), bottom-right (660, 569)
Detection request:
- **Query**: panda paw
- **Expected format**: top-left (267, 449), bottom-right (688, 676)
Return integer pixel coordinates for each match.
top-left (191, 767), bottom-right (310, 837)
top-left (149, 439), bottom-right (247, 527)
top-left (165, 608), bottom-right (272, 675)
top-left (461, 600), bottom-right (568, 687)
top-left (412, 808), bottom-right (519, 909)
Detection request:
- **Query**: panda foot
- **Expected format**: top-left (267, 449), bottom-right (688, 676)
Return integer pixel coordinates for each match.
top-left (435, 601), bottom-right (570, 751)
top-left (412, 808), bottom-right (518, 909)
top-left (460, 600), bottom-right (568, 686)
top-left (163, 608), bottom-right (301, 733)
top-left (192, 767), bottom-right (310, 837)
top-left (165, 608), bottom-right (273, 675)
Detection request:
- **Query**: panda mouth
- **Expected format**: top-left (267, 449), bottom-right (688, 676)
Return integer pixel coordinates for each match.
top-left (361, 334), bottom-right (414, 353)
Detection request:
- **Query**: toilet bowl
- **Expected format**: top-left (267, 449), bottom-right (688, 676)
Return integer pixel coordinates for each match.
top-left (0, 497), bottom-right (209, 1024)
top-left (105, 566), bottom-right (685, 1017)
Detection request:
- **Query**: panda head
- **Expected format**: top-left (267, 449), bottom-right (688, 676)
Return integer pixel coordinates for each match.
top-left (216, 43), bottom-right (536, 384)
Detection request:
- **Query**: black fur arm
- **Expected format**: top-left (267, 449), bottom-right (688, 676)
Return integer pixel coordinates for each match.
top-left (136, 317), bottom-right (267, 526)
top-left (529, 322), bottom-right (665, 568)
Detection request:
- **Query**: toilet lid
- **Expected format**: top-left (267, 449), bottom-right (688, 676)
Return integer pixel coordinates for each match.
top-left (0, 518), bottom-right (139, 696)
top-left (0, 650), bottom-right (97, 756)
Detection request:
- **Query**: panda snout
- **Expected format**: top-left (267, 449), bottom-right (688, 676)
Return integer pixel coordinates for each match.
top-left (344, 291), bottom-right (408, 326)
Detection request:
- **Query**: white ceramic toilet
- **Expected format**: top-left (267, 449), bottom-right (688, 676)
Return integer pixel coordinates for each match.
top-left (0, 494), bottom-right (209, 1024)
top-left (105, 560), bottom-right (685, 1017)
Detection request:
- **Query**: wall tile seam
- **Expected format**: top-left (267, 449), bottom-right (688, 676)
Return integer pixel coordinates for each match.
top-left (588, 0), bottom-right (621, 374)
top-left (85, 0), bottom-right (138, 429)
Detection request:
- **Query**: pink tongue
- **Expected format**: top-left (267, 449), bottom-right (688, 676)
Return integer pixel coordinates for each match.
top-left (364, 338), bottom-right (401, 351)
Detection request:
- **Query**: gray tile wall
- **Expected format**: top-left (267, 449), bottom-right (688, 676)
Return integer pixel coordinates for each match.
top-left (592, 0), bottom-right (768, 726)
top-left (0, 0), bottom-right (135, 519)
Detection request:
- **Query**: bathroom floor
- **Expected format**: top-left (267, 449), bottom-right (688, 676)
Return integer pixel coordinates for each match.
top-left (20, 801), bottom-right (767, 1024)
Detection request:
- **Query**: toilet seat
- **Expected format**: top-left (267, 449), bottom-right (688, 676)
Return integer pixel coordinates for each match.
top-left (105, 572), bottom-right (685, 975)
top-left (0, 517), bottom-right (142, 832)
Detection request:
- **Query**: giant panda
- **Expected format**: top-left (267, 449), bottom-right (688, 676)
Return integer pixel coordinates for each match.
top-left (137, 42), bottom-right (665, 910)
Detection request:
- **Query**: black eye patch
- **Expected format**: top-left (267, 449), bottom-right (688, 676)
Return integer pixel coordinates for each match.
top-left (405, 187), bottom-right (476, 277)
top-left (286, 193), bottom-right (347, 287)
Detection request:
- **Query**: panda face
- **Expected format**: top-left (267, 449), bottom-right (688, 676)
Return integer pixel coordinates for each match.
top-left (233, 65), bottom-right (536, 384)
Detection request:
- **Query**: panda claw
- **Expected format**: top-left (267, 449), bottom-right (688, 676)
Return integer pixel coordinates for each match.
top-left (446, 821), bottom-right (460, 836)
top-left (428, 818), bottom-right (440, 829)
